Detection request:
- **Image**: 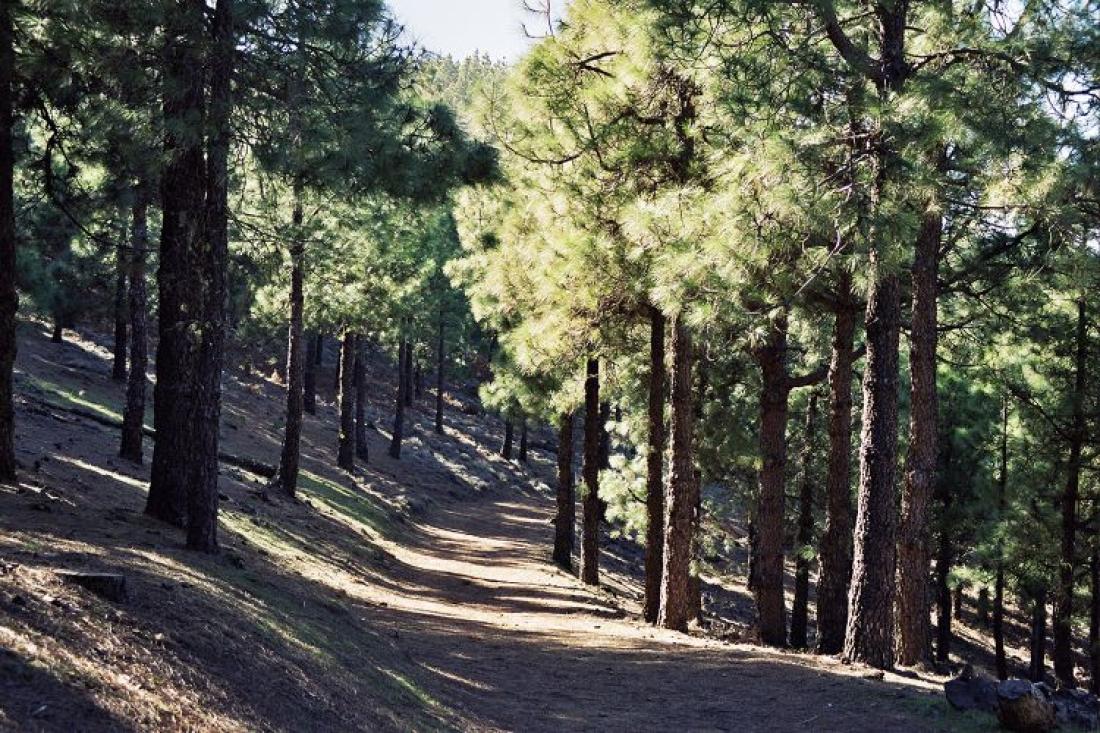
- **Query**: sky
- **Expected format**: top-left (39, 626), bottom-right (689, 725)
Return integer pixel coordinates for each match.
top-left (387, 0), bottom-right (566, 61)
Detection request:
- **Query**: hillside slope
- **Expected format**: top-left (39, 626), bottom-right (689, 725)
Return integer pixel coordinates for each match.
top-left (0, 320), bottom-right (983, 731)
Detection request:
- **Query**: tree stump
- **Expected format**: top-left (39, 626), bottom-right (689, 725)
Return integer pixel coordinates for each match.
top-left (55, 571), bottom-right (128, 603)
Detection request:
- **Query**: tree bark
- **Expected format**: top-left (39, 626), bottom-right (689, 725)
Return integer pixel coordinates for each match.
top-left (896, 208), bottom-right (942, 667)
top-left (519, 419), bottom-right (528, 463)
top-left (354, 335), bottom-right (368, 461)
top-left (273, 190), bottom-right (306, 497)
top-left (1090, 550), bottom-right (1099, 694)
top-left (501, 417), bottom-right (514, 460)
top-left (303, 331), bottom-right (318, 415)
top-left (790, 392), bottom-right (819, 649)
top-left (816, 281), bottom-right (857, 655)
top-left (51, 322), bottom-right (63, 344)
top-left (315, 334), bottom-right (325, 365)
top-left (187, 0), bottom-right (233, 553)
top-left (112, 242), bottom-right (128, 381)
top-left (553, 412), bottom-right (575, 571)
top-left (843, 259), bottom-right (902, 669)
top-left (387, 338), bottom-right (406, 459)
top-left (994, 396), bottom-right (1009, 680)
top-left (659, 316), bottom-right (695, 631)
top-left (0, 0), bottom-right (14, 483)
top-left (147, 0), bottom-right (208, 528)
top-left (580, 358), bottom-right (600, 585)
top-left (644, 307), bottom-right (667, 624)
top-left (752, 312), bottom-right (791, 647)
top-left (403, 341), bottom-right (414, 406)
top-left (1030, 588), bottom-right (1048, 682)
top-left (119, 192), bottom-right (149, 463)
top-left (337, 331), bottom-right (356, 470)
top-left (1053, 297), bottom-right (1087, 687)
top-left (435, 306), bottom-right (445, 434)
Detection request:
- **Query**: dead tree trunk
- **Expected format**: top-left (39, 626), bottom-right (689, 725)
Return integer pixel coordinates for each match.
top-left (336, 331), bottom-right (356, 470)
top-left (790, 392), bottom-right (819, 649)
top-left (644, 307), bottom-right (667, 624)
top-left (553, 412), bottom-right (575, 571)
top-left (659, 316), bottom-right (695, 631)
top-left (581, 358), bottom-right (601, 586)
top-left (896, 208), bottom-right (941, 667)
top-left (1053, 297), bottom-right (1087, 687)
top-left (816, 282), bottom-right (857, 655)
top-left (119, 192), bottom-right (149, 463)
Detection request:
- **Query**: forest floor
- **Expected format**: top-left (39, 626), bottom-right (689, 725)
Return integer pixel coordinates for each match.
top-left (0, 319), bottom-right (1000, 731)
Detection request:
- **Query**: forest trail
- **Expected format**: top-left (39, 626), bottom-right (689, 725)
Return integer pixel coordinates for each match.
top-left (0, 320), bottom-right (975, 732)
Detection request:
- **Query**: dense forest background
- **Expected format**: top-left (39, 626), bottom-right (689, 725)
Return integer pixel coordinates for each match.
top-left (0, 0), bottom-right (1098, 728)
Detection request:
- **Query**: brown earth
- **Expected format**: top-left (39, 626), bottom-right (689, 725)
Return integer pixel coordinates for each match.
top-left (0, 320), bottom-right (990, 731)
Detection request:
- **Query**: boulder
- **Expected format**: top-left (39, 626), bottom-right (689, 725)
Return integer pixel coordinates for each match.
top-left (944, 668), bottom-right (998, 714)
top-left (55, 571), bottom-right (128, 603)
top-left (997, 678), bottom-right (1056, 732)
top-left (1053, 687), bottom-right (1100, 731)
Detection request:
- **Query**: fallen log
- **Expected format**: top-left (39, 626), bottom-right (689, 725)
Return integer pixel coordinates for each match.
top-left (38, 401), bottom-right (277, 478)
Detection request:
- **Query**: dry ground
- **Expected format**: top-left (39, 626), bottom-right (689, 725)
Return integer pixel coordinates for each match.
top-left (0, 320), bottom-right (993, 731)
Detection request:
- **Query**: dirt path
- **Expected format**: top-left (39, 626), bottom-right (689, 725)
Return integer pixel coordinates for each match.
top-left (0, 322), bottom-right (973, 732)
top-left (360, 487), bottom-right (955, 732)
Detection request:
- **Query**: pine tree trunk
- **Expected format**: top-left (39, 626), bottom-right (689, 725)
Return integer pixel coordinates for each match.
top-left (354, 335), bottom-right (368, 461)
top-left (186, 0), bottom-right (233, 553)
top-left (435, 306), bottom-right (444, 434)
top-left (119, 193), bottom-right (149, 463)
top-left (501, 418), bottom-right (514, 460)
top-left (403, 341), bottom-right (414, 406)
top-left (843, 260), bottom-right (902, 669)
top-left (337, 331), bottom-right (356, 470)
top-left (752, 313), bottom-right (790, 647)
top-left (387, 338), bottom-right (406, 460)
top-left (303, 331), bottom-right (318, 415)
top-left (1053, 297), bottom-right (1087, 687)
top-left (659, 316), bottom-right (695, 631)
top-left (596, 401), bottom-right (611, 521)
top-left (1030, 588), bottom-right (1048, 682)
top-left (274, 193), bottom-right (306, 497)
top-left (994, 396), bottom-right (1009, 680)
top-left (0, 0), bottom-right (14, 484)
top-left (50, 321), bottom-right (62, 343)
top-left (112, 243), bottom-right (128, 381)
top-left (790, 393), bottom-right (819, 650)
top-left (414, 363), bottom-right (422, 399)
top-left (935, 525), bottom-right (952, 663)
top-left (519, 420), bottom-right (528, 463)
top-left (954, 586), bottom-right (963, 620)
top-left (1090, 551), bottom-right (1099, 693)
top-left (580, 358), bottom-right (600, 586)
top-left (643, 307), bottom-right (666, 624)
top-left (553, 412), bottom-right (575, 571)
top-left (896, 209), bottom-right (942, 667)
top-left (315, 334), bottom-right (325, 365)
top-left (816, 283), bottom-right (857, 655)
top-left (147, 0), bottom-right (208, 528)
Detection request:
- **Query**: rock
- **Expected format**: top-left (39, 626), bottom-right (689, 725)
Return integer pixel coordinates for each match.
top-left (1052, 687), bottom-right (1100, 730)
top-left (55, 571), bottom-right (128, 603)
top-left (945, 667), bottom-right (999, 714)
top-left (997, 678), bottom-right (1056, 732)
